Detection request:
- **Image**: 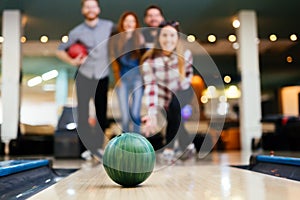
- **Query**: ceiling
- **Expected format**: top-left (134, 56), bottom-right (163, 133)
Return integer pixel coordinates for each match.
top-left (0, 0), bottom-right (300, 91)
top-left (1, 0), bottom-right (299, 40)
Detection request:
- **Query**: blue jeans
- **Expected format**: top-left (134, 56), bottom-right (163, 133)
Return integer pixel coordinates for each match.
top-left (116, 69), bottom-right (143, 133)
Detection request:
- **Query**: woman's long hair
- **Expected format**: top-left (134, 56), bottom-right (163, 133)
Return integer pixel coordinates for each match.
top-left (112, 11), bottom-right (142, 59)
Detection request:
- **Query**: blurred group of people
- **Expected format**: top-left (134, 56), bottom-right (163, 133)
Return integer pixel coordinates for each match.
top-left (56, 0), bottom-right (195, 161)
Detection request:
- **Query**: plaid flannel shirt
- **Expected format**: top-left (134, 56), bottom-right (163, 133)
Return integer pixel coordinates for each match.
top-left (142, 49), bottom-right (193, 115)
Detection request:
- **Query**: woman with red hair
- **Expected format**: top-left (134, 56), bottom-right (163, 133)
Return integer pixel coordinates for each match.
top-left (109, 11), bottom-right (145, 133)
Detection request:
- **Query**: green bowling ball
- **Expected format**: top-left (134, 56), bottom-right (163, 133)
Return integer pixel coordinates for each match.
top-left (103, 133), bottom-right (156, 187)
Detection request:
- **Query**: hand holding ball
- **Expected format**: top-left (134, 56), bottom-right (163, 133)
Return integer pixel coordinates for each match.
top-left (103, 133), bottom-right (156, 187)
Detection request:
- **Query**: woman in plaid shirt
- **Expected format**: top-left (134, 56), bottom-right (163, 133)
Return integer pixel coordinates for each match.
top-left (141, 21), bottom-right (194, 159)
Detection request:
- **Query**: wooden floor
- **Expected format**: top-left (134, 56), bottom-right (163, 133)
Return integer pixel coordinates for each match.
top-left (23, 150), bottom-right (300, 200)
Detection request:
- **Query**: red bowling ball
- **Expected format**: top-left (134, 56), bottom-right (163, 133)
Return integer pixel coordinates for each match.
top-left (67, 43), bottom-right (88, 58)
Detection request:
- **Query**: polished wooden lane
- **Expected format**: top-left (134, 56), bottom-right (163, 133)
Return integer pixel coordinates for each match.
top-left (29, 159), bottom-right (300, 200)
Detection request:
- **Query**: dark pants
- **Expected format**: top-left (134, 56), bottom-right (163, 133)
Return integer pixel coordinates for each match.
top-left (165, 86), bottom-right (194, 150)
top-left (75, 72), bottom-right (109, 152)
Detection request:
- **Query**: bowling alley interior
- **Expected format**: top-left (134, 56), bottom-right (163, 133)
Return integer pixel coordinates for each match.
top-left (1, 1), bottom-right (300, 199)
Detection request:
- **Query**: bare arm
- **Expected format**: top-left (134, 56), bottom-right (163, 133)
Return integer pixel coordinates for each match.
top-left (111, 60), bottom-right (121, 85)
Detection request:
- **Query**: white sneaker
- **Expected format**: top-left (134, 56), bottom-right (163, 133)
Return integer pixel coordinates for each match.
top-left (94, 149), bottom-right (104, 163)
top-left (179, 143), bottom-right (196, 160)
top-left (81, 150), bottom-right (93, 161)
top-left (187, 143), bottom-right (196, 152)
top-left (162, 148), bottom-right (175, 162)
